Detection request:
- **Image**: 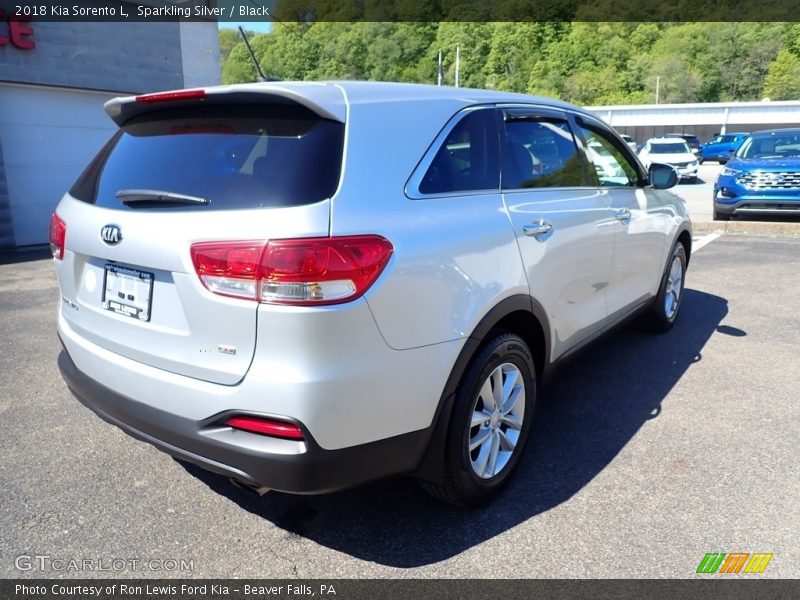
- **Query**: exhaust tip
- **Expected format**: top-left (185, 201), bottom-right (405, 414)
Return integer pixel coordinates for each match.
top-left (230, 478), bottom-right (270, 496)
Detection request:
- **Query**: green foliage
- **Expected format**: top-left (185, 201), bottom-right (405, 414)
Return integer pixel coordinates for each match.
top-left (219, 22), bottom-right (800, 105)
top-left (762, 49), bottom-right (800, 100)
top-left (218, 28), bottom-right (242, 65)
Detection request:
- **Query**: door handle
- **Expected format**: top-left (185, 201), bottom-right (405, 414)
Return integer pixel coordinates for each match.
top-left (523, 220), bottom-right (553, 237)
top-left (615, 208), bottom-right (632, 223)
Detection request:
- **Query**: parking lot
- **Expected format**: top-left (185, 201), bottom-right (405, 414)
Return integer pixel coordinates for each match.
top-left (1, 232), bottom-right (798, 579)
top-left (673, 162), bottom-right (722, 221)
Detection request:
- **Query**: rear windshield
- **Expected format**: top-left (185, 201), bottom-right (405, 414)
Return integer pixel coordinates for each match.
top-left (70, 103), bottom-right (345, 211)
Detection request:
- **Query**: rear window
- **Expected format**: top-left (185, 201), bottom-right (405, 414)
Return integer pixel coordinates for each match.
top-left (418, 109), bottom-right (500, 195)
top-left (70, 103), bottom-right (344, 211)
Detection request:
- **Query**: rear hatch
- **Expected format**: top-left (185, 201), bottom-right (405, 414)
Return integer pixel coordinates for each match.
top-left (55, 88), bottom-right (345, 385)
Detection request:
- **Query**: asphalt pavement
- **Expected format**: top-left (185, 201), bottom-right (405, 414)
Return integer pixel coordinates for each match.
top-left (0, 234), bottom-right (798, 578)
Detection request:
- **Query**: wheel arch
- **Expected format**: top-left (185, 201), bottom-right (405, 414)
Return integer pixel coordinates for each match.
top-left (412, 294), bottom-right (551, 484)
top-left (676, 227), bottom-right (692, 265)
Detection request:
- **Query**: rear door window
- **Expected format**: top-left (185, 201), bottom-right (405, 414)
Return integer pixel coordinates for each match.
top-left (70, 103), bottom-right (345, 211)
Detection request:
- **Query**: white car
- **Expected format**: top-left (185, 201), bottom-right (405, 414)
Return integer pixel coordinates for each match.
top-left (639, 137), bottom-right (699, 182)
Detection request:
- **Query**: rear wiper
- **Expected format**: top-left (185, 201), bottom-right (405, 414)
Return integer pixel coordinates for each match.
top-left (116, 189), bottom-right (209, 205)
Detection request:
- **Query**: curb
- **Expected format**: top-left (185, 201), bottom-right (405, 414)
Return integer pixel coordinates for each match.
top-left (692, 220), bottom-right (800, 235)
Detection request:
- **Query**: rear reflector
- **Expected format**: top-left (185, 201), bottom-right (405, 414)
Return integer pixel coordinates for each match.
top-left (49, 213), bottom-right (66, 260)
top-left (135, 89), bottom-right (207, 104)
top-left (190, 235), bottom-right (393, 306)
top-left (225, 416), bottom-right (304, 440)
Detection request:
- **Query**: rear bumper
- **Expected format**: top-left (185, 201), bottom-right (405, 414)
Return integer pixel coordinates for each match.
top-left (58, 349), bottom-right (431, 494)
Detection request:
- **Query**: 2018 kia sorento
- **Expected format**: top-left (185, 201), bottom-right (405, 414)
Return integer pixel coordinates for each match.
top-left (53, 82), bottom-right (691, 506)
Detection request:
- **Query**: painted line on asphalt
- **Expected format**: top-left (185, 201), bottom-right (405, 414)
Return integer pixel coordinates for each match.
top-left (692, 232), bottom-right (722, 253)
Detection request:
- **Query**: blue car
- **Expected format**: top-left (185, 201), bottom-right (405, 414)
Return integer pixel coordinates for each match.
top-left (713, 128), bottom-right (800, 220)
top-left (701, 132), bottom-right (748, 164)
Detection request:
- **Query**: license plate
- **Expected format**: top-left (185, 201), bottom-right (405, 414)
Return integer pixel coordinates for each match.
top-left (102, 264), bottom-right (154, 322)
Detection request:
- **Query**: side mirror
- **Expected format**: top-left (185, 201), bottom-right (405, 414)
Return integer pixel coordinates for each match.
top-left (648, 163), bottom-right (678, 189)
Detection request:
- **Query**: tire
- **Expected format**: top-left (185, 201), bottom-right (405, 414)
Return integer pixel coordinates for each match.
top-left (420, 333), bottom-right (536, 507)
top-left (645, 242), bottom-right (687, 332)
top-left (713, 207), bottom-right (730, 221)
top-left (699, 158), bottom-right (704, 165)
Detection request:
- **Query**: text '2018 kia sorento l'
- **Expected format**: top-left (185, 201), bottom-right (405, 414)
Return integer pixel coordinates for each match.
top-left (53, 82), bottom-right (691, 506)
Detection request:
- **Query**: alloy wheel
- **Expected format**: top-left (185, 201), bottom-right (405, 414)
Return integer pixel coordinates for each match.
top-left (468, 362), bottom-right (526, 479)
top-left (663, 255), bottom-right (683, 319)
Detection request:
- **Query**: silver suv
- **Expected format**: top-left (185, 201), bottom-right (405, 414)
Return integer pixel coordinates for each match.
top-left (53, 82), bottom-right (691, 506)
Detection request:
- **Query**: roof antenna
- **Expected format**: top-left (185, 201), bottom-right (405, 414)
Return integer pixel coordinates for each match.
top-left (237, 26), bottom-right (276, 82)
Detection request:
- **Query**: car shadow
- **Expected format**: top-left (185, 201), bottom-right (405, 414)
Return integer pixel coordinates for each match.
top-left (178, 288), bottom-right (728, 568)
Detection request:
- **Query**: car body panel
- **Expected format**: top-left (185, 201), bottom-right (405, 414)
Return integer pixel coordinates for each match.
top-left (701, 132), bottom-right (747, 162)
top-left (59, 298), bottom-right (463, 450)
top-left (54, 194), bottom-right (331, 385)
top-left (503, 187), bottom-right (614, 359)
top-left (605, 187), bottom-right (672, 314)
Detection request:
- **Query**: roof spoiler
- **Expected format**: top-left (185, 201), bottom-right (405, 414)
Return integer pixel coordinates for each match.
top-left (104, 83), bottom-right (347, 126)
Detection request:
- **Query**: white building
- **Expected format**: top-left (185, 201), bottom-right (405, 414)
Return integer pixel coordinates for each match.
top-left (588, 100), bottom-right (800, 145)
top-left (0, 12), bottom-right (220, 249)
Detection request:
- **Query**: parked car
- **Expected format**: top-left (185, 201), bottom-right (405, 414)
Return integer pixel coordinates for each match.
top-left (657, 133), bottom-right (701, 157)
top-left (620, 134), bottom-right (638, 153)
top-left (701, 132), bottom-right (748, 164)
top-left (713, 128), bottom-right (800, 220)
top-left (52, 82), bottom-right (691, 506)
top-left (639, 137), bottom-right (699, 182)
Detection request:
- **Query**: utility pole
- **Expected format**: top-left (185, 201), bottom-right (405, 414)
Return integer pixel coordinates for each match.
top-left (455, 46), bottom-right (461, 88)
top-left (655, 76), bottom-right (660, 105)
top-left (437, 50), bottom-right (443, 86)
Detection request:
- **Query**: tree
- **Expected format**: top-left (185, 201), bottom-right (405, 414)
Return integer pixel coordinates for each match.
top-left (762, 49), bottom-right (800, 100)
top-left (218, 28), bottom-right (243, 65)
top-left (222, 42), bottom-right (257, 84)
top-left (216, 22), bottom-right (799, 106)
top-left (433, 23), bottom-right (493, 88)
top-left (648, 56), bottom-right (702, 103)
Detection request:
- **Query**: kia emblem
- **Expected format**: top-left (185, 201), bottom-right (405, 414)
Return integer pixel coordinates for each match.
top-left (100, 224), bottom-right (122, 245)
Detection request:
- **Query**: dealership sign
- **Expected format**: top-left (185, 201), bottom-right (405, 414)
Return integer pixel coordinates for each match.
top-left (0, 11), bottom-right (35, 50)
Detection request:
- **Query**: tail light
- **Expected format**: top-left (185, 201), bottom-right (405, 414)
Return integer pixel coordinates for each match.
top-left (190, 235), bottom-right (393, 306)
top-left (225, 416), bottom-right (304, 440)
top-left (135, 89), bottom-right (206, 104)
top-left (49, 213), bottom-right (66, 260)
